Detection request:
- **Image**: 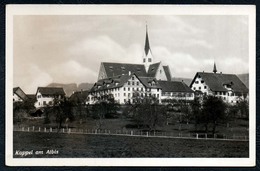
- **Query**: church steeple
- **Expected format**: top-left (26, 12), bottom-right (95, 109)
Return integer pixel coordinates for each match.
top-left (213, 62), bottom-right (217, 73)
top-left (143, 24), bottom-right (153, 72)
top-left (144, 25), bottom-right (150, 56)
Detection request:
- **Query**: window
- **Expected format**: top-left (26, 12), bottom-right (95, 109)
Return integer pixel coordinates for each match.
top-left (195, 81), bottom-right (199, 84)
top-left (143, 58), bottom-right (145, 62)
top-left (128, 87), bottom-right (130, 91)
top-left (49, 101), bottom-right (52, 105)
top-left (157, 94), bottom-right (159, 98)
top-left (132, 88), bottom-right (135, 91)
top-left (223, 92), bottom-right (226, 95)
top-left (124, 99), bottom-right (127, 103)
top-left (199, 87), bottom-right (201, 90)
top-left (148, 58), bottom-right (151, 62)
top-left (132, 77), bottom-right (135, 80)
top-left (201, 80), bottom-right (204, 83)
top-left (132, 82), bottom-right (135, 86)
top-left (204, 86), bottom-right (207, 89)
top-left (37, 95), bottom-right (41, 98)
top-left (193, 87), bottom-right (196, 90)
top-left (137, 88), bottom-right (139, 91)
top-left (118, 93), bottom-right (120, 97)
top-left (128, 93), bottom-right (130, 97)
top-left (124, 93), bottom-right (126, 96)
top-left (128, 81), bottom-right (130, 85)
top-left (123, 87), bottom-right (126, 91)
top-left (137, 82), bottom-right (139, 86)
top-left (157, 88), bottom-right (159, 92)
top-left (141, 88), bottom-right (143, 91)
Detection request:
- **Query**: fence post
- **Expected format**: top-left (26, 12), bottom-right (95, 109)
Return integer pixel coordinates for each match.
top-left (95, 129), bottom-right (97, 134)
top-left (27, 127), bottom-right (30, 132)
top-left (196, 133), bottom-right (198, 139)
top-left (44, 127), bottom-right (46, 132)
top-left (205, 134), bottom-right (207, 140)
top-left (32, 126), bottom-right (35, 131)
top-left (146, 132), bottom-right (149, 137)
top-left (131, 131), bottom-right (133, 136)
top-left (68, 128), bottom-right (71, 134)
top-left (109, 130), bottom-right (110, 134)
top-left (63, 128), bottom-right (64, 133)
top-left (50, 127), bottom-right (52, 132)
top-left (39, 127), bottom-right (41, 132)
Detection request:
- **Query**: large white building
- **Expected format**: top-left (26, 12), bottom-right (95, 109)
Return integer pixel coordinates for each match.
top-left (87, 26), bottom-right (193, 104)
top-left (190, 63), bottom-right (249, 104)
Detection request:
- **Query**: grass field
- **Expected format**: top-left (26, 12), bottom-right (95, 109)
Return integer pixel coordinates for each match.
top-left (13, 131), bottom-right (249, 158)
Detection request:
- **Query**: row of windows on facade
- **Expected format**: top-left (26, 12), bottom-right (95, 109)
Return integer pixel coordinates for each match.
top-left (39, 101), bottom-right (52, 106)
top-left (92, 87), bottom-right (160, 96)
top-left (37, 95), bottom-right (62, 99)
top-left (90, 93), bottom-right (160, 101)
top-left (143, 58), bottom-right (152, 63)
top-left (162, 92), bottom-right (193, 97)
top-left (193, 86), bottom-right (207, 91)
top-left (195, 80), bottom-right (205, 84)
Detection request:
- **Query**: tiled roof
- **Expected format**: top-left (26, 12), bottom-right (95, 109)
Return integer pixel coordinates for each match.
top-left (147, 62), bottom-right (160, 77)
top-left (37, 87), bottom-right (66, 96)
top-left (163, 66), bottom-right (172, 81)
top-left (138, 77), bottom-right (162, 89)
top-left (102, 62), bottom-right (147, 78)
top-left (191, 72), bottom-right (249, 93)
top-left (158, 81), bottom-right (193, 93)
top-left (69, 90), bottom-right (89, 103)
top-left (13, 87), bottom-right (28, 101)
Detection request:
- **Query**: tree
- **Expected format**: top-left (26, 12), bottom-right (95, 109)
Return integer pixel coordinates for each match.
top-left (132, 96), bottom-right (167, 131)
top-left (201, 95), bottom-right (227, 135)
top-left (191, 97), bottom-right (202, 131)
top-left (237, 99), bottom-right (249, 120)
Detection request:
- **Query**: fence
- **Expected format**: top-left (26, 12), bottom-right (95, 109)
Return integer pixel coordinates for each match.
top-left (13, 126), bottom-right (249, 142)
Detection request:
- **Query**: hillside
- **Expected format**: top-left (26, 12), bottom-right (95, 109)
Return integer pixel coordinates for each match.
top-left (47, 83), bottom-right (94, 97)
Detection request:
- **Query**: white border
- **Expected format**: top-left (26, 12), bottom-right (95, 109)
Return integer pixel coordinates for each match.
top-left (6, 5), bottom-right (256, 167)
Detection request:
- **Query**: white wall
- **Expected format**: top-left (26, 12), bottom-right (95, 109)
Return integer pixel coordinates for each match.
top-left (13, 93), bottom-right (23, 102)
top-left (35, 92), bottom-right (54, 108)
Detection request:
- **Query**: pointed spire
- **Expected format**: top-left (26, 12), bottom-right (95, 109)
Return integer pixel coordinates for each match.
top-left (144, 24), bottom-right (150, 56)
top-left (213, 62), bottom-right (217, 73)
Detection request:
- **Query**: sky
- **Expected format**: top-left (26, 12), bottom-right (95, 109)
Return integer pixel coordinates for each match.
top-left (13, 15), bottom-right (249, 94)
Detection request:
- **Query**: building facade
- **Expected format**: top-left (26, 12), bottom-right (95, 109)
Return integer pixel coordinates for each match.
top-left (35, 87), bottom-right (66, 108)
top-left (190, 64), bottom-right (249, 104)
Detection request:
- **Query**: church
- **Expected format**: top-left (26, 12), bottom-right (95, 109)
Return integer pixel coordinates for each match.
top-left (87, 26), bottom-right (194, 104)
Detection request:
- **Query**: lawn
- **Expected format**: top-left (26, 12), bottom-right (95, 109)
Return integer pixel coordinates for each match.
top-left (13, 131), bottom-right (249, 158)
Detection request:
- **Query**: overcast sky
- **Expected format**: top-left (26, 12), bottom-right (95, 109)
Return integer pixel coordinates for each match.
top-left (13, 15), bottom-right (249, 94)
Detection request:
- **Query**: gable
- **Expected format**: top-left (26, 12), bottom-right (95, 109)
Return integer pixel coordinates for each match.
top-left (155, 63), bottom-right (167, 81)
top-left (97, 63), bottom-right (108, 80)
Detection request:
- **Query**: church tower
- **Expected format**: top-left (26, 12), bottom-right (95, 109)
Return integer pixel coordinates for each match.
top-left (143, 25), bottom-right (154, 72)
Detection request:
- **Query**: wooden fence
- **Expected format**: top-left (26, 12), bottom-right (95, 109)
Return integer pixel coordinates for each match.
top-left (13, 126), bottom-right (249, 141)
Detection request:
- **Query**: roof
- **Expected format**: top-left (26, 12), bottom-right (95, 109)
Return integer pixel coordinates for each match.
top-left (69, 90), bottom-right (89, 103)
top-left (190, 72), bottom-right (249, 93)
top-left (144, 26), bottom-right (151, 56)
top-left (163, 66), bottom-right (172, 81)
top-left (90, 74), bottom-right (161, 93)
top-left (147, 62), bottom-right (160, 77)
top-left (158, 81), bottom-right (193, 93)
top-left (102, 62), bottom-right (147, 78)
top-left (13, 87), bottom-right (28, 101)
top-left (26, 94), bottom-right (36, 102)
top-left (37, 87), bottom-right (66, 96)
top-left (138, 77), bottom-right (162, 89)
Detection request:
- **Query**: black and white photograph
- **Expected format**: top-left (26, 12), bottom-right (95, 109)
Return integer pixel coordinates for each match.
top-left (6, 5), bottom-right (256, 166)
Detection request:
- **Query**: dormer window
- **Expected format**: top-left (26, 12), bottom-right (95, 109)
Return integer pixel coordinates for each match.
top-left (148, 58), bottom-right (152, 62)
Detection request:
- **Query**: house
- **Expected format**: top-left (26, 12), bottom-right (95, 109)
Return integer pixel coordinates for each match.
top-left (190, 63), bottom-right (249, 103)
top-left (158, 81), bottom-right (194, 101)
top-left (35, 87), bottom-right (66, 108)
top-left (69, 90), bottom-right (89, 104)
top-left (97, 25), bottom-right (172, 81)
top-left (13, 87), bottom-right (28, 102)
top-left (87, 73), bottom-right (162, 104)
